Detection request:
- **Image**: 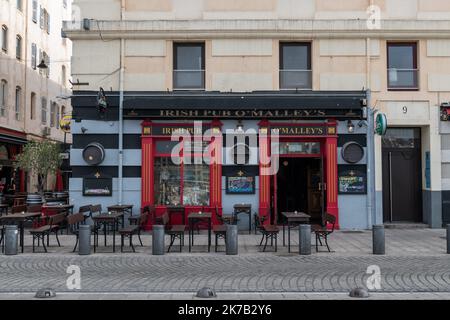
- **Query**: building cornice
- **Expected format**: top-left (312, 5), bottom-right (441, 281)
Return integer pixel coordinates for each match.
top-left (63, 19), bottom-right (450, 40)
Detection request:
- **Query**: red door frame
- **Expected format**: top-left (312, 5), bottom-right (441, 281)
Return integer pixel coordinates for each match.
top-left (258, 120), bottom-right (339, 229)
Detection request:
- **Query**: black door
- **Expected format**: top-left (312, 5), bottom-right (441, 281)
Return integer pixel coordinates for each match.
top-left (382, 128), bottom-right (422, 222)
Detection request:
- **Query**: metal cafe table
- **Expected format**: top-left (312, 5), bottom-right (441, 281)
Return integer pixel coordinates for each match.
top-left (188, 212), bottom-right (212, 252)
top-left (0, 212), bottom-right (42, 253)
top-left (281, 212), bottom-right (311, 253)
top-left (92, 211), bottom-right (125, 253)
top-left (233, 204), bottom-right (252, 234)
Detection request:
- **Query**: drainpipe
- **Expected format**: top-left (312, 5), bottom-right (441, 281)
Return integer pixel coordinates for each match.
top-left (366, 89), bottom-right (375, 229)
top-left (118, 0), bottom-right (125, 204)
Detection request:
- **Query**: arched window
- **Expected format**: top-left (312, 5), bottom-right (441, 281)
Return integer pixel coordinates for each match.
top-left (1, 25), bottom-right (7, 52)
top-left (30, 92), bottom-right (36, 120)
top-left (16, 35), bottom-right (22, 60)
top-left (15, 86), bottom-right (21, 121)
top-left (0, 79), bottom-right (7, 117)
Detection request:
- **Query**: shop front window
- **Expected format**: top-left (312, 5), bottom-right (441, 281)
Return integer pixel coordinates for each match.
top-left (183, 164), bottom-right (210, 206)
top-left (154, 157), bottom-right (181, 206)
top-left (154, 150), bottom-right (210, 207)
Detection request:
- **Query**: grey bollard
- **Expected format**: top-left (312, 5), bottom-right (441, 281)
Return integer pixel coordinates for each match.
top-left (78, 224), bottom-right (91, 255)
top-left (152, 225), bottom-right (165, 255)
top-left (4, 225), bottom-right (19, 255)
top-left (226, 224), bottom-right (238, 255)
top-left (372, 225), bottom-right (385, 255)
top-left (299, 224), bottom-right (311, 255)
top-left (447, 224), bottom-right (450, 254)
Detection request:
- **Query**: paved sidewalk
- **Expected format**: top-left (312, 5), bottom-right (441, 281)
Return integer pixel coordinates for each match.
top-left (0, 229), bottom-right (448, 295)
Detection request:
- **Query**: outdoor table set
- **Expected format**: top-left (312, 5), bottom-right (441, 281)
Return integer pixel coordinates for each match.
top-left (188, 211), bottom-right (212, 252)
top-left (282, 211), bottom-right (311, 253)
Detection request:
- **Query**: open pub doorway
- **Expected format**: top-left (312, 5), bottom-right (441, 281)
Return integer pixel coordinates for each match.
top-left (275, 157), bottom-right (324, 225)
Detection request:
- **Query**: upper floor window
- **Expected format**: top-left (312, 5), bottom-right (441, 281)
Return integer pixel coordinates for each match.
top-left (41, 97), bottom-right (47, 125)
top-left (40, 7), bottom-right (50, 34)
top-left (30, 92), bottom-right (36, 120)
top-left (61, 65), bottom-right (67, 87)
top-left (387, 42), bottom-right (419, 90)
top-left (15, 86), bottom-right (21, 121)
top-left (50, 101), bottom-right (57, 127)
top-left (63, 0), bottom-right (67, 9)
top-left (2, 25), bottom-right (8, 52)
top-left (16, 35), bottom-right (22, 60)
top-left (173, 43), bottom-right (205, 90)
top-left (31, 43), bottom-right (37, 69)
top-left (17, 0), bottom-right (23, 12)
top-left (0, 80), bottom-right (7, 117)
top-left (279, 42), bottom-right (312, 90)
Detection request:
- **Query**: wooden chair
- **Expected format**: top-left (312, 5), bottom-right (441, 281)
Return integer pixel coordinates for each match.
top-left (67, 213), bottom-right (88, 252)
top-left (129, 205), bottom-right (154, 226)
top-left (212, 206), bottom-right (227, 252)
top-left (312, 213), bottom-right (336, 252)
top-left (27, 204), bottom-right (42, 213)
top-left (0, 221), bottom-right (4, 253)
top-left (161, 212), bottom-right (185, 253)
top-left (13, 197), bottom-right (26, 206)
top-left (29, 213), bottom-right (66, 253)
top-left (79, 205), bottom-right (92, 220)
top-left (255, 211), bottom-right (279, 252)
top-left (119, 211), bottom-right (149, 253)
top-left (89, 204), bottom-right (102, 217)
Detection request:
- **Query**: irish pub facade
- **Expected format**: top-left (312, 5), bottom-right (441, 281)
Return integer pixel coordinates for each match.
top-left (65, 0), bottom-right (450, 229)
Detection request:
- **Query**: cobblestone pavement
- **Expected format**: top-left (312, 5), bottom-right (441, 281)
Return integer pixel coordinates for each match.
top-left (0, 229), bottom-right (448, 294)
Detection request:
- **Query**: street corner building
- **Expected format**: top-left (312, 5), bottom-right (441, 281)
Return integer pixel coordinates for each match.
top-left (1, 0), bottom-right (72, 193)
top-left (63, 0), bottom-right (450, 231)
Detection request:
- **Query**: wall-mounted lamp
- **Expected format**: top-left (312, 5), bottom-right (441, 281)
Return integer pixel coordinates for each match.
top-left (236, 121), bottom-right (244, 133)
top-left (81, 127), bottom-right (88, 134)
top-left (37, 59), bottom-right (48, 69)
top-left (347, 120), bottom-right (355, 133)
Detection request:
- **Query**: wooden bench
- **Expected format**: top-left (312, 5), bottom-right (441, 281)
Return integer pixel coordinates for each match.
top-left (161, 212), bottom-right (185, 253)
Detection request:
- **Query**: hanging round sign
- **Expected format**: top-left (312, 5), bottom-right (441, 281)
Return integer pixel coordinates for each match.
top-left (375, 113), bottom-right (387, 136)
top-left (60, 115), bottom-right (72, 133)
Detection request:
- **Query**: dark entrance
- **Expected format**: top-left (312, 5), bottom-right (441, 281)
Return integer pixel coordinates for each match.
top-left (275, 157), bottom-right (323, 225)
top-left (382, 128), bottom-right (422, 222)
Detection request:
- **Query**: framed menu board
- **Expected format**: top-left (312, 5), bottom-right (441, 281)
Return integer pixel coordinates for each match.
top-left (338, 165), bottom-right (367, 194)
top-left (83, 176), bottom-right (112, 197)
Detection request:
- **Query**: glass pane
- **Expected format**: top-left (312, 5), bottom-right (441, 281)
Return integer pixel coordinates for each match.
top-left (388, 45), bottom-right (415, 69)
top-left (382, 128), bottom-right (420, 148)
top-left (279, 142), bottom-right (320, 154)
top-left (173, 70), bottom-right (204, 89)
top-left (280, 70), bottom-right (312, 89)
top-left (175, 45), bottom-right (203, 70)
top-left (183, 164), bottom-right (210, 206)
top-left (156, 141), bottom-right (179, 154)
top-left (154, 157), bottom-right (181, 206)
top-left (281, 44), bottom-right (310, 70)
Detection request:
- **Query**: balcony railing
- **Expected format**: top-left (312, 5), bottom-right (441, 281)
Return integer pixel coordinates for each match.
top-left (387, 68), bottom-right (419, 90)
top-left (173, 70), bottom-right (205, 90)
top-left (279, 70), bottom-right (312, 90)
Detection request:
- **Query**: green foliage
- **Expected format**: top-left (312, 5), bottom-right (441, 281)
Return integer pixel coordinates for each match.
top-left (15, 140), bottom-right (62, 192)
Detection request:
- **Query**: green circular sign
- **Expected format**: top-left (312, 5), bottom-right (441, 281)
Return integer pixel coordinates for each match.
top-left (375, 113), bottom-right (387, 136)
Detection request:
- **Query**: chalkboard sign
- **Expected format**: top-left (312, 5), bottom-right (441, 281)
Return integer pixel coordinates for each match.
top-left (338, 165), bottom-right (367, 194)
top-left (83, 177), bottom-right (112, 197)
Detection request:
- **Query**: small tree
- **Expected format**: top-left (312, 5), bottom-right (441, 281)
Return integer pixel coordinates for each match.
top-left (15, 140), bottom-right (62, 194)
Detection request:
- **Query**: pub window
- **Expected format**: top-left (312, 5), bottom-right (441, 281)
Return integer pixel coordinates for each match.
top-left (280, 42), bottom-right (312, 90)
top-left (173, 43), bottom-right (205, 90)
top-left (387, 42), bottom-right (419, 90)
top-left (154, 139), bottom-right (210, 206)
top-left (1, 25), bottom-right (7, 52)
